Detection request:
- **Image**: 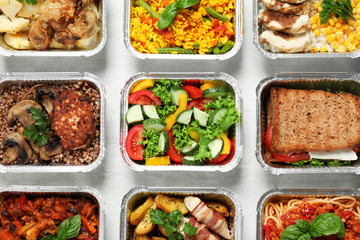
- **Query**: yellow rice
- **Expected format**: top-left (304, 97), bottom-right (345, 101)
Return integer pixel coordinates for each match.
top-left (130, 0), bottom-right (236, 54)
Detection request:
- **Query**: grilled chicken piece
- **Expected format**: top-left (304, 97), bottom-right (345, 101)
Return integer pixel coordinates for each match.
top-left (184, 197), bottom-right (231, 239)
top-left (261, 0), bottom-right (310, 15)
top-left (259, 10), bottom-right (309, 34)
top-left (278, 0), bottom-right (307, 4)
top-left (260, 30), bottom-right (311, 53)
top-left (180, 218), bottom-right (219, 240)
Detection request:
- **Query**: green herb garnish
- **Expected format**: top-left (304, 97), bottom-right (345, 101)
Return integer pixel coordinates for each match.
top-left (158, 0), bottom-right (199, 30)
top-left (22, 107), bottom-right (50, 147)
top-left (280, 213), bottom-right (345, 240)
top-left (17, 0), bottom-right (37, 5)
top-left (42, 215), bottom-right (81, 240)
top-left (150, 209), bottom-right (197, 240)
top-left (320, 0), bottom-right (355, 24)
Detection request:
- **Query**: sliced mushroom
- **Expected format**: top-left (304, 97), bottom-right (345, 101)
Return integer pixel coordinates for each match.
top-left (22, 84), bottom-right (58, 114)
top-left (3, 132), bottom-right (34, 164)
top-left (7, 100), bottom-right (42, 127)
top-left (39, 133), bottom-right (63, 161)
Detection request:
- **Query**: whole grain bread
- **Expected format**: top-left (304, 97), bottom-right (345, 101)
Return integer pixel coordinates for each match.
top-left (269, 87), bottom-right (360, 154)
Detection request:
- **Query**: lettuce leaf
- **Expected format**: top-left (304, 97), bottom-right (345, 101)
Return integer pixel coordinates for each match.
top-left (172, 124), bottom-right (191, 152)
top-left (139, 129), bottom-right (163, 158)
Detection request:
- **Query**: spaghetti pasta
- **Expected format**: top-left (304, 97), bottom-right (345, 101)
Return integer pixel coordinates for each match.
top-left (263, 196), bottom-right (360, 240)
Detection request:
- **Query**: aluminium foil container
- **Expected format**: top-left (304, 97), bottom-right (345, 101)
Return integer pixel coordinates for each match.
top-left (256, 72), bottom-right (360, 175)
top-left (0, 185), bottom-right (105, 240)
top-left (0, 72), bottom-right (106, 173)
top-left (0, 0), bottom-right (107, 57)
top-left (120, 72), bottom-right (243, 172)
top-left (120, 186), bottom-right (243, 240)
top-left (123, 0), bottom-right (243, 60)
top-left (256, 188), bottom-right (360, 240)
top-left (253, 0), bottom-right (360, 59)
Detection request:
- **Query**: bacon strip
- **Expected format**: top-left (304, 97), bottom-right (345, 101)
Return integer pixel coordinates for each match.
top-left (181, 217), bottom-right (218, 240)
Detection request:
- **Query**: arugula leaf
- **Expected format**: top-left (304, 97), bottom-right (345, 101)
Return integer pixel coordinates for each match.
top-left (41, 215), bottom-right (81, 240)
top-left (320, 0), bottom-right (355, 24)
top-left (22, 107), bottom-right (50, 147)
top-left (17, 0), bottom-right (37, 5)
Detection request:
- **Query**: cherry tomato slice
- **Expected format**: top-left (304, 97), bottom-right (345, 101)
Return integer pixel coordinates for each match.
top-left (128, 90), bottom-right (162, 105)
top-left (219, 138), bottom-right (236, 166)
top-left (187, 98), bottom-right (213, 111)
top-left (167, 130), bottom-right (183, 163)
top-left (206, 139), bottom-right (231, 164)
top-left (265, 124), bottom-right (310, 162)
top-left (19, 194), bottom-right (27, 212)
top-left (126, 125), bottom-right (144, 161)
top-left (182, 85), bottom-right (203, 99)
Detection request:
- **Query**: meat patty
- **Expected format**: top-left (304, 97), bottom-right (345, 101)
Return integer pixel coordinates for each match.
top-left (51, 90), bottom-right (95, 150)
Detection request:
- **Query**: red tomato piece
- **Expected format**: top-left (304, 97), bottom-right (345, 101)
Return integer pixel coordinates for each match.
top-left (183, 79), bottom-right (204, 86)
top-left (265, 124), bottom-right (310, 162)
top-left (126, 125), bottom-right (144, 161)
top-left (182, 85), bottom-right (203, 99)
top-left (80, 214), bottom-right (97, 235)
top-left (128, 90), bottom-right (162, 105)
top-left (0, 230), bottom-right (15, 240)
top-left (218, 137), bottom-right (235, 166)
top-left (187, 98), bottom-right (213, 111)
top-left (206, 139), bottom-right (231, 164)
top-left (212, 19), bottom-right (219, 28)
top-left (18, 194), bottom-right (27, 212)
top-left (264, 224), bottom-right (272, 240)
top-left (213, 24), bottom-right (227, 32)
top-left (167, 130), bottom-right (183, 163)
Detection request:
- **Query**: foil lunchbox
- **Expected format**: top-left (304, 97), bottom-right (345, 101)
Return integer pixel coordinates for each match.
top-left (256, 188), bottom-right (359, 240)
top-left (0, 185), bottom-right (105, 240)
top-left (256, 72), bottom-right (360, 175)
top-left (119, 72), bottom-right (243, 172)
top-left (252, 0), bottom-right (360, 59)
top-left (0, 0), bottom-right (107, 57)
top-left (120, 186), bottom-right (243, 240)
top-left (123, 0), bottom-right (243, 60)
top-left (0, 72), bottom-right (106, 173)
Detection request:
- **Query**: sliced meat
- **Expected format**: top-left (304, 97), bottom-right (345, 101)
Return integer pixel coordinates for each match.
top-left (260, 30), bottom-right (311, 53)
top-left (259, 10), bottom-right (309, 34)
top-left (180, 218), bottom-right (219, 240)
top-left (261, 0), bottom-right (310, 15)
top-left (278, 0), bottom-right (307, 4)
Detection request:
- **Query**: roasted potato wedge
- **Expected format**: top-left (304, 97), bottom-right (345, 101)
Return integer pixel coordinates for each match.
top-left (206, 202), bottom-right (229, 217)
top-left (135, 202), bottom-right (157, 235)
top-left (158, 225), bottom-right (169, 237)
top-left (131, 197), bottom-right (155, 226)
top-left (134, 233), bottom-right (151, 240)
top-left (151, 237), bottom-right (167, 240)
top-left (155, 194), bottom-right (188, 215)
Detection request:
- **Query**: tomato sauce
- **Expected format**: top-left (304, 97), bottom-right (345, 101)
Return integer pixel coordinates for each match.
top-left (264, 202), bottom-right (360, 240)
top-left (0, 194), bottom-right (99, 239)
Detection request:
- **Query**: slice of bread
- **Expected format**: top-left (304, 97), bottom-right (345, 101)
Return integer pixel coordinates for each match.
top-left (269, 87), bottom-right (360, 154)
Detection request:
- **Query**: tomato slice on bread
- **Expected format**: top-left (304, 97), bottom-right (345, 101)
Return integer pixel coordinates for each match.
top-left (128, 90), bottom-right (162, 105)
top-left (126, 125), bottom-right (145, 160)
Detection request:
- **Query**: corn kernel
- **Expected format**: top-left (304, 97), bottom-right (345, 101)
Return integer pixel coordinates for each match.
top-left (326, 26), bottom-right (333, 34)
top-left (335, 23), bottom-right (342, 28)
top-left (320, 28), bottom-right (327, 35)
top-left (335, 31), bottom-right (343, 39)
top-left (338, 37), bottom-right (345, 43)
top-left (314, 29), bottom-right (320, 37)
top-left (332, 15), bottom-right (338, 23)
top-left (354, 39), bottom-right (360, 46)
top-left (312, 47), bottom-right (318, 52)
top-left (328, 19), bottom-right (335, 26)
top-left (320, 46), bottom-right (328, 53)
top-left (345, 40), bottom-right (354, 50)
top-left (349, 32), bottom-right (356, 42)
top-left (331, 41), bottom-right (340, 48)
top-left (310, 17), bottom-right (317, 25)
top-left (356, 26), bottom-right (360, 32)
top-left (356, 32), bottom-right (360, 40)
top-left (327, 34), bottom-right (336, 42)
top-left (312, 24), bottom-right (318, 30)
top-left (216, 7), bottom-right (223, 13)
top-left (336, 46), bottom-right (347, 53)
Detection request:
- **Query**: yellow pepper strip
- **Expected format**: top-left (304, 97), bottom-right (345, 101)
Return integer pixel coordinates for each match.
top-left (146, 156), bottom-right (170, 166)
top-left (220, 133), bottom-right (230, 154)
top-left (188, 127), bottom-right (200, 142)
top-left (200, 82), bottom-right (219, 91)
top-left (131, 79), bottom-right (155, 93)
top-left (164, 93), bottom-right (188, 131)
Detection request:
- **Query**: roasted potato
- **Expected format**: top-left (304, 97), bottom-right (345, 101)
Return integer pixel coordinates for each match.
top-left (151, 237), bottom-right (167, 240)
top-left (135, 202), bottom-right (157, 235)
top-left (130, 197), bottom-right (155, 226)
top-left (158, 225), bottom-right (169, 237)
top-left (206, 202), bottom-right (229, 217)
top-left (155, 194), bottom-right (189, 215)
top-left (134, 233), bottom-right (151, 240)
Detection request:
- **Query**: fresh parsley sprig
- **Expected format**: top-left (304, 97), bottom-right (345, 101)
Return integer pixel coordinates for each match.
top-left (42, 215), bottom-right (81, 240)
top-left (22, 107), bottom-right (50, 147)
top-left (158, 0), bottom-right (199, 30)
top-left (17, 0), bottom-right (38, 5)
top-left (320, 0), bottom-right (355, 24)
top-left (150, 209), bottom-right (197, 240)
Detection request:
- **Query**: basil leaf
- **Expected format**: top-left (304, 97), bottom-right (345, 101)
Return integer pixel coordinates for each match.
top-left (309, 213), bottom-right (345, 238)
top-left (295, 219), bottom-right (310, 232)
top-left (158, 3), bottom-right (178, 30)
top-left (176, 0), bottom-right (199, 9)
top-left (42, 236), bottom-right (58, 240)
top-left (280, 223), bottom-right (311, 240)
top-left (56, 215), bottom-right (81, 240)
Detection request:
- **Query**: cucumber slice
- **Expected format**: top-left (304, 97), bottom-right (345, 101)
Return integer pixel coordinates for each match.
top-left (143, 118), bottom-right (166, 131)
top-left (126, 105), bottom-right (144, 124)
top-left (158, 131), bottom-right (169, 152)
top-left (142, 105), bottom-right (159, 119)
top-left (176, 109), bottom-right (193, 124)
top-left (182, 156), bottom-right (203, 166)
top-left (208, 108), bottom-right (227, 125)
top-left (203, 87), bottom-right (228, 99)
top-left (170, 86), bottom-right (188, 105)
top-left (193, 107), bottom-right (209, 126)
top-left (208, 138), bottom-right (224, 159)
top-left (180, 140), bottom-right (199, 155)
